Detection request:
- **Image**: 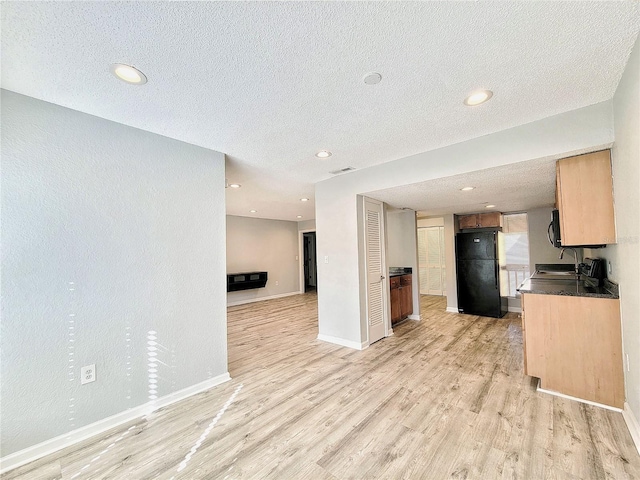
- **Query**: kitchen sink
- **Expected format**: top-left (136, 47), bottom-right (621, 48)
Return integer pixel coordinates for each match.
top-left (535, 270), bottom-right (576, 276)
top-left (531, 272), bottom-right (579, 281)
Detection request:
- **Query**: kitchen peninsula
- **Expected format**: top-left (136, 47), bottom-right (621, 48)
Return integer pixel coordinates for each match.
top-left (518, 263), bottom-right (623, 409)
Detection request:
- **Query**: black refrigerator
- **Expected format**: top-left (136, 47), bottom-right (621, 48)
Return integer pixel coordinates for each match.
top-left (455, 230), bottom-right (508, 318)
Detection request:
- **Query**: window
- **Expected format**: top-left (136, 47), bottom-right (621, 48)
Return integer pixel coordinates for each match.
top-left (502, 213), bottom-right (530, 297)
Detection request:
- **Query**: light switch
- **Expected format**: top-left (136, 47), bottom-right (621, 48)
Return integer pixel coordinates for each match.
top-left (324, 255), bottom-right (329, 264)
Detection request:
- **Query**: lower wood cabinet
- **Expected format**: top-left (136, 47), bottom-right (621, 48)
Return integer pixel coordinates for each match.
top-left (521, 293), bottom-right (624, 408)
top-left (390, 274), bottom-right (413, 325)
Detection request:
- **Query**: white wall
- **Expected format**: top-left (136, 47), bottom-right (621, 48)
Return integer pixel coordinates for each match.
top-left (226, 215), bottom-right (300, 305)
top-left (527, 207), bottom-right (580, 273)
top-left (298, 219), bottom-right (316, 231)
top-left (0, 91), bottom-right (228, 455)
top-left (316, 102), bottom-right (614, 345)
top-left (591, 34), bottom-right (640, 417)
top-left (417, 217), bottom-right (444, 228)
top-left (443, 214), bottom-right (458, 311)
top-left (385, 209), bottom-right (420, 317)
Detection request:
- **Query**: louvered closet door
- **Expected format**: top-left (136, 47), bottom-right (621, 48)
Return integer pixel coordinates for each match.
top-left (418, 226), bottom-right (446, 296)
top-left (417, 229), bottom-right (429, 295)
top-left (427, 228), bottom-right (443, 295)
top-left (364, 199), bottom-right (386, 344)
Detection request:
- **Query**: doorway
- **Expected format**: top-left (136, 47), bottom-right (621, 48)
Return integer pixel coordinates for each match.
top-left (303, 232), bottom-right (317, 292)
top-left (417, 226), bottom-right (446, 296)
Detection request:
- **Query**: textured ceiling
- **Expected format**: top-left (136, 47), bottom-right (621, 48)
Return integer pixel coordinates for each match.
top-left (2, 2), bottom-right (639, 221)
top-left (366, 156), bottom-right (561, 217)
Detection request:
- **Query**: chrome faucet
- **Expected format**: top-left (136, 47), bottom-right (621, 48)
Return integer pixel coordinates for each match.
top-left (560, 247), bottom-right (580, 274)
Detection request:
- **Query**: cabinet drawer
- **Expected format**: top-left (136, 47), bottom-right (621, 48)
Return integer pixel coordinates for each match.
top-left (390, 277), bottom-right (400, 289)
top-left (400, 274), bottom-right (412, 286)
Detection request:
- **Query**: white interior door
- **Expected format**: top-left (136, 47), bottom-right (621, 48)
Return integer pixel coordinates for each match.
top-left (418, 226), bottom-right (446, 296)
top-left (364, 199), bottom-right (386, 344)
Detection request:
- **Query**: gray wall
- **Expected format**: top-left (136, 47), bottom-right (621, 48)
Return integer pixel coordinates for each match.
top-left (588, 34), bottom-right (640, 417)
top-left (226, 215), bottom-right (300, 305)
top-left (385, 209), bottom-right (420, 317)
top-left (1, 91), bottom-right (228, 455)
top-left (527, 207), bottom-right (580, 272)
top-left (316, 102), bottom-right (614, 345)
top-left (386, 210), bottom-right (417, 268)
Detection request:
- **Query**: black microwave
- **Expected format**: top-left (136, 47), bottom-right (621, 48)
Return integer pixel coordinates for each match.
top-left (548, 209), bottom-right (562, 247)
top-left (548, 209), bottom-right (606, 249)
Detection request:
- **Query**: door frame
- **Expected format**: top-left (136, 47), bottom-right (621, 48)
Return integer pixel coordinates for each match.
top-left (362, 197), bottom-right (391, 346)
top-left (298, 228), bottom-right (316, 294)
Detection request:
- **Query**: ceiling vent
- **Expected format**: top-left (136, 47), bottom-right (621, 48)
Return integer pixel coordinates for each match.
top-left (329, 167), bottom-right (356, 175)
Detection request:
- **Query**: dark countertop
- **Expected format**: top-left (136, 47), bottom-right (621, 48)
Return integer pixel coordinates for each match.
top-left (517, 276), bottom-right (618, 299)
top-left (389, 267), bottom-right (412, 277)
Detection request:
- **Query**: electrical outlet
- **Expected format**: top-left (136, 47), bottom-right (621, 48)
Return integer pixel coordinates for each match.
top-left (324, 255), bottom-right (329, 264)
top-left (81, 364), bottom-right (96, 385)
top-left (608, 261), bottom-right (612, 275)
top-left (295, 255), bottom-right (299, 261)
top-left (275, 280), bottom-right (279, 286)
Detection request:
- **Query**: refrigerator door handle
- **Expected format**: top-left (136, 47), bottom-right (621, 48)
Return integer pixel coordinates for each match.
top-left (495, 262), bottom-right (499, 289)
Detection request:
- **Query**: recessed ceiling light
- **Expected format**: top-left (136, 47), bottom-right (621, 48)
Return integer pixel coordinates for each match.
top-left (110, 64), bottom-right (147, 85)
top-left (316, 150), bottom-right (332, 158)
top-left (363, 72), bottom-right (382, 85)
top-left (460, 186), bottom-right (475, 191)
top-left (297, 215), bottom-right (303, 219)
top-left (249, 209), bottom-right (257, 213)
top-left (485, 204), bottom-right (496, 208)
top-left (229, 184), bottom-right (241, 188)
top-left (464, 90), bottom-right (493, 106)
top-left (300, 198), bottom-right (309, 202)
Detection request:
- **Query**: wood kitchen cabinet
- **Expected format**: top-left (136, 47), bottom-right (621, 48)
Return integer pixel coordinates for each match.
top-left (390, 277), bottom-right (402, 323)
top-left (390, 274), bottom-right (413, 325)
top-left (521, 292), bottom-right (624, 408)
top-left (458, 212), bottom-right (502, 229)
top-left (400, 275), bottom-right (413, 318)
top-left (556, 150), bottom-right (616, 246)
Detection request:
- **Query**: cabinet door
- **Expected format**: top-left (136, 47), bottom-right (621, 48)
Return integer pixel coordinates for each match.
top-left (523, 293), bottom-right (623, 408)
top-left (557, 150), bottom-right (616, 245)
top-left (390, 280), bottom-right (401, 323)
top-left (478, 212), bottom-right (502, 228)
top-left (400, 275), bottom-right (413, 317)
top-left (521, 294), bottom-right (529, 376)
top-left (458, 214), bottom-right (478, 229)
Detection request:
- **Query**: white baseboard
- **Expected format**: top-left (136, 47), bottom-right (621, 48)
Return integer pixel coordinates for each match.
top-left (623, 402), bottom-right (640, 455)
top-left (536, 379), bottom-right (621, 413)
top-left (227, 291), bottom-right (299, 307)
top-left (0, 373), bottom-right (231, 474)
top-left (508, 306), bottom-right (522, 313)
top-left (446, 307), bottom-right (459, 314)
top-left (317, 334), bottom-right (367, 350)
top-left (408, 314), bottom-right (421, 321)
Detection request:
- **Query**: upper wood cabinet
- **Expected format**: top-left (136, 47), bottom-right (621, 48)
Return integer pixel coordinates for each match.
top-left (458, 212), bottom-right (502, 229)
top-left (556, 150), bottom-right (616, 246)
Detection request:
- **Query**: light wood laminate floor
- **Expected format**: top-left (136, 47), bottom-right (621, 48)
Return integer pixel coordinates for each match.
top-left (4, 294), bottom-right (640, 479)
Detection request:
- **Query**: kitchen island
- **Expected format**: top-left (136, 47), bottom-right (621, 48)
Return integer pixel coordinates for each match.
top-left (517, 264), bottom-right (623, 409)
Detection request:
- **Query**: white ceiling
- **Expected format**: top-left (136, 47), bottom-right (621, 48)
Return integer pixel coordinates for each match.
top-left (2, 2), bottom-right (639, 221)
top-left (366, 155), bottom-right (561, 217)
